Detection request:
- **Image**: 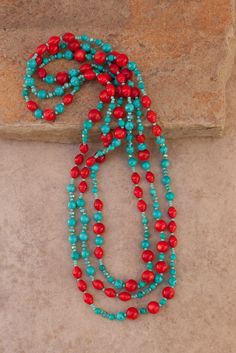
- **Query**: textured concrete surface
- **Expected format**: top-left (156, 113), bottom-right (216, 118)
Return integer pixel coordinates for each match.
top-left (0, 0), bottom-right (235, 143)
top-left (0, 56), bottom-right (236, 353)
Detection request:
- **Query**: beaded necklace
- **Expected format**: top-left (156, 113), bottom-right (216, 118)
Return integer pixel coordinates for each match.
top-left (23, 33), bottom-right (177, 321)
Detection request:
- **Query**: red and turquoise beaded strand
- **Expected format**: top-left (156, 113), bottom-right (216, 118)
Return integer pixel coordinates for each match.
top-left (23, 33), bottom-right (178, 321)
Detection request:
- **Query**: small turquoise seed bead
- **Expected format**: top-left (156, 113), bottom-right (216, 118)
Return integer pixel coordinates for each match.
top-left (116, 312), bottom-right (125, 321)
top-left (160, 298), bottom-right (167, 306)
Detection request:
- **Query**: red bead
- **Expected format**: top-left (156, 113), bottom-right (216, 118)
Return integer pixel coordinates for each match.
top-left (152, 125), bottom-right (162, 136)
top-left (156, 241), bottom-right (169, 253)
top-left (114, 127), bottom-right (126, 139)
top-left (142, 270), bottom-right (155, 283)
top-left (125, 279), bottom-right (137, 292)
top-left (109, 63), bottom-right (119, 74)
top-left (147, 110), bottom-right (157, 123)
top-left (116, 53), bottom-right (128, 67)
top-left (146, 171), bottom-right (155, 183)
top-left (74, 153), bottom-right (84, 165)
top-left (100, 132), bottom-right (113, 147)
top-left (83, 293), bottom-right (94, 305)
top-left (162, 286), bottom-right (175, 299)
top-left (168, 206), bottom-right (177, 218)
top-left (48, 44), bottom-right (59, 55)
top-left (35, 55), bottom-right (43, 66)
top-left (92, 279), bottom-right (104, 290)
top-left (94, 199), bottom-right (103, 211)
top-left (27, 100), bottom-right (38, 112)
top-left (138, 149), bottom-right (150, 161)
top-left (94, 246), bottom-right (104, 259)
top-left (86, 156), bottom-right (96, 167)
top-left (147, 301), bottom-right (160, 314)
top-left (80, 167), bottom-right (90, 179)
top-left (121, 68), bottom-right (132, 80)
top-left (136, 134), bottom-right (145, 143)
top-left (134, 186), bottom-right (143, 198)
top-left (99, 90), bottom-right (111, 103)
top-left (74, 49), bottom-right (86, 62)
top-left (78, 181), bottom-right (88, 193)
top-left (105, 288), bottom-right (116, 298)
top-left (84, 70), bottom-right (96, 81)
top-left (126, 307), bottom-right (139, 320)
top-left (142, 95), bottom-right (151, 108)
top-left (115, 86), bottom-right (123, 98)
top-left (43, 109), bottom-right (56, 121)
top-left (121, 84), bottom-right (131, 97)
top-left (93, 223), bottom-right (105, 234)
top-left (119, 292), bottom-right (131, 301)
top-left (62, 32), bottom-right (75, 43)
top-left (73, 266), bottom-right (82, 279)
top-left (56, 71), bottom-right (69, 85)
top-left (63, 93), bottom-right (73, 105)
top-left (155, 219), bottom-right (167, 232)
top-left (80, 64), bottom-right (92, 73)
top-left (137, 199), bottom-right (147, 212)
top-left (131, 87), bottom-right (140, 98)
top-left (88, 109), bottom-right (102, 123)
top-left (169, 235), bottom-right (178, 248)
top-left (131, 172), bottom-right (140, 184)
top-left (168, 221), bottom-right (177, 233)
top-left (142, 249), bottom-right (154, 262)
top-left (70, 166), bottom-right (80, 178)
top-left (48, 36), bottom-right (60, 46)
top-left (106, 84), bottom-right (115, 97)
top-left (94, 51), bottom-right (106, 64)
top-left (96, 155), bottom-right (106, 163)
top-left (97, 73), bottom-right (111, 85)
top-left (68, 40), bottom-right (81, 52)
top-left (37, 67), bottom-right (47, 79)
top-left (80, 143), bottom-right (89, 154)
top-left (77, 279), bottom-right (87, 292)
top-left (155, 261), bottom-right (168, 273)
top-left (116, 73), bottom-right (127, 84)
top-left (36, 44), bottom-right (47, 55)
top-left (113, 107), bottom-right (126, 119)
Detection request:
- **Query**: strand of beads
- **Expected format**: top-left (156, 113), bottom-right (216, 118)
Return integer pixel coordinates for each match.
top-left (23, 33), bottom-right (178, 321)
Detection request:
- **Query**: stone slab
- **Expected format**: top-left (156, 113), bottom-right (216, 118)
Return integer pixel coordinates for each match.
top-left (0, 0), bottom-right (235, 143)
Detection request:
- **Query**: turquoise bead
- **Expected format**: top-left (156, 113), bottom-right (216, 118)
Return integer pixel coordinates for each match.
top-left (38, 90), bottom-right (47, 99)
top-left (27, 59), bottom-right (37, 69)
top-left (86, 266), bottom-right (96, 275)
top-left (161, 159), bottom-right (170, 168)
top-left (81, 249), bottom-right (90, 258)
top-left (162, 175), bottom-right (171, 185)
top-left (168, 277), bottom-right (177, 287)
top-left (125, 103), bottom-right (134, 112)
top-left (55, 103), bottom-right (64, 114)
top-left (95, 236), bottom-right (104, 245)
top-left (45, 75), bottom-right (55, 84)
top-left (116, 312), bottom-right (125, 321)
top-left (79, 232), bottom-right (88, 241)
top-left (141, 240), bottom-right (150, 249)
top-left (68, 218), bottom-right (77, 227)
top-left (68, 200), bottom-right (77, 209)
top-left (68, 235), bottom-right (78, 244)
top-left (77, 198), bottom-right (85, 207)
top-left (25, 77), bottom-right (35, 87)
top-left (128, 157), bottom-right (137, 167)
top-left (160, 298), bottom-right (167, 306)
top-left (71, 77), bottom-right (80, 86)
top-left (102, 43), bottom-right (112, 52)
top-left (64, 50), bottom-right (73, 60)
top-left (71, 251), bottom-right (80, 260)
top-left (114, 280), bottom-right (124, 289)
top-left (67, 184), bottom-right (76, 193)
top-left (128, 61), bottom-right (136, 71)
top-left (142, 161), bottom-right (150, 170)
top-left (34, 109), bottom-right (43, 119)
top-left (166, 191), bottom-right (175, 201)
top-left (80, 214), bottom-right (90, 224)
top-left (54, 86), bottom-right (64, 96)
top-left (69, 69), bottom-right (78, 77)
top-left (94, 212), bottom-right (103, 221)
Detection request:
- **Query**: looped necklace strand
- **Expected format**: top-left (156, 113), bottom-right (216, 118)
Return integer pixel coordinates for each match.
top-left (23, 32), bottom-right (178, 321)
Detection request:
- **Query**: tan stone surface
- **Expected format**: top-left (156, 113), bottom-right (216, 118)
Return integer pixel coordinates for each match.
top-left (0, 0), bottom-right (235, 143)
top-left (0, 51), bottom-right (236, 353)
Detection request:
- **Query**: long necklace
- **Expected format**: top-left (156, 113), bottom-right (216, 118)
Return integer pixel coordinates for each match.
top-left (23, 33), bottom-right (177, 321)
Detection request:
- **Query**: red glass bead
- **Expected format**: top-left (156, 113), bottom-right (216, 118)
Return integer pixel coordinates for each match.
top-left (74, 49), bottom-right (86, 62)
top-left (78, 181), bottom-right (88, 193)
top-left (99, 90), bottom-right (111, 103)
top-left (142, 270), bottom-right (155, 283)
top-left (83, 293), bottom-right (94, 305)
top-left (106, 84), bottom-right (115, 97)
top-left (119, 292), bottom-right (131, 301)
top-left (113, 106), bottom-right (126, 119)
top-left (147, 110), bottom-right (157, 123)
top-left (155, 219), bottom-right (167, 232)
top-left (142, 249), bottom-right (154, 262)
top-left (169, 235), bottom-right (178, 248)
top-left (146, 171), bottom-right (155, 183)
top-left (74, 153), bottom-right (84, 165)
top-left (105, 288), bottom-right (116, 298)
top-left (48, 45), bottom-right (59, 55)
top-left (27, 100), bottom-right (38, 112)
top-left (138, 149), bottom-right (150, 161)
top-left (147, 301), bottom-right (160, 314)
top-left (97, 73), bottom-right (111, 85)
top-left (63, 93), bottom-right (73, 105)
top-left (136, 134), bottom-right (145, 143)
top-left (116, 53), bottom-right (128, 67)
top-left (131, 87), bottom-right (140, 98)
top-left (48, 36), bottom-right (60, 46)
top-left (37, 68), bottom-right (47, 79)
top-left (35, 55), bottom-right (43, 66)
top-left (94, 199), bottom-right (103, 211)
top-left (131, 172), bottom-right (140, 184)
top-left (121, 84), bottom-right (131, 97)
top-left (86, 156), bottom-right (96, 167)
top-left (62, 32), bottom-right (75, 43)
top-left (73, 266), bottom-right (82, 279)
top-left (68, 40), bottom-right (81, 52)
top-left (134, 186), bottom-right (143, 198)
top-left (80, 64), bottom-right (92, 72)
top-left (126, 307), bottom-right (139, 320)
top-left (125, 279), bottom-right (137, 292)
top-left (84, 70), bottom-right (96, 81)
top-left (168, 206), bottom-right (177, 218)
top-left (168, 221), bottom-right (177, 233)
top-left (137, 199), bottom-right (147, 212)
top-left (152, 125), bottom-right (162, 136)
top-left (114, 127), bottom-right (126, 139)
top-left (142, 95), bottom-right (151, 108)
top-left (109, 63), bottom-right (119, 75)
top-left (121, 68), bottom-right (132, 80)
top-left (156, 241), bottom-right (169, 253)
top-left (96, 154), bottom-right (106, 163)
top-left (36, 44), bottom-right (47, 55)
top-left (100, 132), bottom-right (113, 147)
top-left (80, 143), bottom-right (89, 154)
top-left (162, 286), bottom-right (175, 299)
top-left (116, 73), bottom-right (127, 84)
top-left (93, 223), bottom-right (105, 234)
top-left (115, 86), bottom-right (123, 98)
top-left (155, 261), bottom-right (168, 273)
top-left (92, 279), bottom-right (104, 290)
top-left (43, 109), bottom-right (56, 121)
top-left (80, 167), bottom-right (90, 179)
top-left (88, 109), bottom-right (102, 122)
top-left (94, 51), bottom-right (106, 64)
top-left (77, 279), bottom-right (87, 292)
top-left (56, 71), bottom-right (69, 85)
top-left (70, 166), bottom-right (80, 178)
top-left (94, 246), bottom-right (104, 259)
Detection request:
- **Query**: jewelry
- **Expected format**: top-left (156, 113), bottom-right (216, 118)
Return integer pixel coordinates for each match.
top-left (23, 33), bottom-right (177, 321)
